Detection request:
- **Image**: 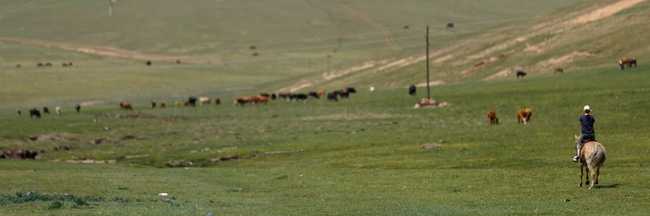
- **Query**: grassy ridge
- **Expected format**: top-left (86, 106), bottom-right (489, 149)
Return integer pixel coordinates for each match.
top-left (1, 66), bottom-right (649, 215)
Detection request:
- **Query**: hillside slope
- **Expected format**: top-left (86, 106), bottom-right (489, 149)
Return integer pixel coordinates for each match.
top-left (285, 0), bottom-right (650, 91)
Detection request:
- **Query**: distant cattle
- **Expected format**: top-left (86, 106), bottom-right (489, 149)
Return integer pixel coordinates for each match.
top-left (42, 107), bottom-right (50, 114)
top-left (55, 106), bottom-right (61, 115)
top-left (17, 110), bottom-right (22, 116)
top-left (176, 59), bottom-right (182, 64)
top-left (160, 102), bottom-right (167, 108)
top-left (554, 68), bottom-right (564, 74)
top-left (408, 85), bottom-right (417, 96)
top-left (15, 64), bottom-right (21, 68)
top-left (327, 92), bottom-right (338, 101)
top-left (447, 22), bottom-right (455, 29)
top-left (260, 93), bottom-right (271, 98)
top-left (37, 62), bottom-right (44, 67)
top-left (29, 108), bottom-right (41, 119)
top-left (346, 87), bottom-right (357, 94)
top-left (516, 70), bottom-right (527, 79)
top-left (146, 60), bottom-right (152, 66)
top-left (487, 111), bottom-right (499, 125)
top-left (119, 101), bottom-right (134, 110)
top-left (214, 98), bottom-right (221, 105)
top-left (290, 93), bottom-right (308, 101)
top-left (235, 96), bottom-right (269, 105)
top-left (271, 93), bottom-right (277, 100)
top-left (151, 101), bottom-right (157, 109)
top-left (74, 104), bottom-right (81, 113)
top-left (278, 92), bottom-right (291, 100)
top-left (199, 97), bottom-right (212, 105)
top-left (516, 108), bottom-right (533, 125)
top-left (0, 149), bottom-right (39, 160)
top-left (618, 57), bottom-right (637, 70)
top-left (62, 62), bottom-right (73, 67)
top-left (45, 62), bottom-right (52, 67)
top-left (186, 96), bottom-right (198, 107)
top-left (308, 91), bottom-right (320, 99)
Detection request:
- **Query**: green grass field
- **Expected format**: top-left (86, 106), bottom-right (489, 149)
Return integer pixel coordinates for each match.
top-left (1, 66), bottom-right (649, 215)
top-left (2, 0), bottom-right (650, 215)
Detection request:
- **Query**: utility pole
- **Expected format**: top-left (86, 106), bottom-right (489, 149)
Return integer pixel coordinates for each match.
top-left (426, 25), bottom-right (431, 100)
top-left (108, 0), bottom-right (115, 17)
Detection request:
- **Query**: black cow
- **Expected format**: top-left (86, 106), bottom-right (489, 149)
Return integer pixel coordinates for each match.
top-left (42, 107), bottom-right (50, 114)
top-left (327, 92), bottom-right (339, 101)
top-left (146, 60), bottom-right (152, 66)
top-left (291, 93), bottom-right (308, 101)
top-left (17, 110), bottom-right (22, 116)
top-left (516, 70), bottom-right (527, 79)
top-left (186, 96), bottom-right (198, 107)
top-left (74, 104), bottom-right (81, 113)
top-left (151, 101), bottom-right (157, 109)
top-left (308, 91), bottom-right (320, 99)
top-left (346, 87), bottom-right (357, 94)
top-left (214, 98), bottom-right (221, 105)
top-left (271, 93), bottom-right (277, 100)
top-left (29, 108), bottom-right (41, 119)
top-left (408, 85), bottom-right (417, 96)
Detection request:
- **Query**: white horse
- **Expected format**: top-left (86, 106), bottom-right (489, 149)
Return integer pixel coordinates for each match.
top-left (576, 135), bottom-right (607, 189)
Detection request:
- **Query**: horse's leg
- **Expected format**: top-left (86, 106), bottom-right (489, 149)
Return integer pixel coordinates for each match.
top-left (579, 163), bottom-right (584, 187)
top-left (589, 166), bottom-right (597, 189)
top-left (595, 167), bottom-right (600, 185)
top-left (584, 166), bottom-right (590, 187)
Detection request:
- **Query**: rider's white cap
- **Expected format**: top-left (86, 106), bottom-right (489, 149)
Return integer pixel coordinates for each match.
top-left (583, 105), bottom-right (591, 111)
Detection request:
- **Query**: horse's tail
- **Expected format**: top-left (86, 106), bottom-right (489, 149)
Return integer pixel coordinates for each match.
top-left (586, 142), bottom-right (607, 168)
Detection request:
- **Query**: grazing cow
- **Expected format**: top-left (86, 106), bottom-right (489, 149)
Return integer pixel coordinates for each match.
top-left (575, 135), bottom-right (607, 189)
top-left (447, 22), bottom-right (455, 29)
top-left (337, 90), bottom-right (350, 99)
top-left (37, 62), bottom-right (44, 67)
top-left (278, 92), bottom-right (292, 100)
top-left (516, 69), bottom-right (527, 79)
top-left (176, 59), bottom-right (182, 64)
top-left (119, 101), bottom-right (134, 110)
top-left (55, 106), bottom-right (61, 115)
top-left (186, 96), bottom-right (198, 107)
top-left (45, 62), bottom-right (52, 67)
top-left (327, 92), bottom-right (338, 101)
top-left (214, 98), bottom-right (221, 105)
top-left (308, 91), bottom-right (320, 99)
top-left (346, 87), bottom-right (357, 94)
top-left (271, 93), bottom-right (277, 100)
top-left (554, 68), bottom-right (564, 74)
top-left (260, 93), bottom-right (271, 98)
top-left (0, 149), bottom-right (39, 160)
top-left (487, 111), bottom-right (499, 125)
top-left (618, 57), bottom-right (637, 70)
top-left (29, 108), bottom-right (41, 119)
top-left (146, 60), bottom-right (152, 66)
top-left (74, 104), bottom-right (81, 113)
top-left (235, 96), bottom-right (268, 105)
top-left (15, 64), bottom-right (21, 68)
top-left (151, 101), bottom-right (157, 109)
top-left (42, 107), bottom-right (50, 115)
top-left (199, 96), bottom-right (212, 105)
top-left (17, 110), bottom-right (22, 116)
top-left (290, 93), bottom-right (308, 101)
top-left (408, 85), bottom-right (417, 96)
top-left (160, 102), bottom-right (167, 108)
top-left (516, 108), bottom-right (533, 125)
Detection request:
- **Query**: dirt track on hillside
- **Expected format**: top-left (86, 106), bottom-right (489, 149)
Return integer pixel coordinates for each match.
top-left (0, 37), bottom-right (213, 64)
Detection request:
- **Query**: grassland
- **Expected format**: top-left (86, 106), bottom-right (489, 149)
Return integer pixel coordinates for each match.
top-left (1, 66), bottom-right (649, 215)
top-left (2, 0), bottom-right (650, 215)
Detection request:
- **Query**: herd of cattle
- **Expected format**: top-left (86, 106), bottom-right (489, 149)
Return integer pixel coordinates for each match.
top-left (486, 107), bottom-right (532, 126)
top-left (17, 87), bottom-right (360, 119)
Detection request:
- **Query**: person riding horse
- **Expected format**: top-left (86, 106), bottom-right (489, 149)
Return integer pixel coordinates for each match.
top-left (573, 105), bottom-right (596, 162)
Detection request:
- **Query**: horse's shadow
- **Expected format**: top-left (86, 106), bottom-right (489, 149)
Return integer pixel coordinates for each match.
top-left (594, 183), bottom-right (620, 189)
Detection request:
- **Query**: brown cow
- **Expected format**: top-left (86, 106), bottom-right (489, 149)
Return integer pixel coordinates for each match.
top-left (487, 111), bottom-right (499, 125)
top-left (516, 108), bottom-right (532, 125)
top-left (618, 57), bottom-right (637, 70)
top-left (119, 101), bottom-right (133, 110)
top-left (235, 96), bottom-right (268, 105)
